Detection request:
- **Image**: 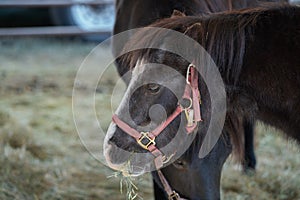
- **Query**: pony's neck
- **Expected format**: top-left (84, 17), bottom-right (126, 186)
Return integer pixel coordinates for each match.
top-left (210, 6), bottom-right (300, 86)
top-left (239, 6), bottom-right (300, 85)
top-left (234, 6), bottom-right (300, 138)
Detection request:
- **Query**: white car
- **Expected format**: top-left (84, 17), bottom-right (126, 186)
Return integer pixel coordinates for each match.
top-left (50, 1), bottom-right (115, 40)
top-left (0, 0), bottom-right (115, 41)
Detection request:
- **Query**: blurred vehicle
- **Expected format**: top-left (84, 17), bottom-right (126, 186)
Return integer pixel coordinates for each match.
top-left (289, 0), bottom-right (300, 4)
top-left (50, 1), bottom-right (115, 40)
top-left (0, 0), bottom-right (115, 41)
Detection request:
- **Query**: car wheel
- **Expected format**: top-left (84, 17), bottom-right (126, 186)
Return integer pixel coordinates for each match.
top-left (50, 2), bottom-right (115, 41)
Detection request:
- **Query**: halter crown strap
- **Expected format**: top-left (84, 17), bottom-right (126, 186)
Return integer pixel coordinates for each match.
top-left (190, 66), bottom-right (202, 122)
top-left (183, 64), bottom-right (202, 133)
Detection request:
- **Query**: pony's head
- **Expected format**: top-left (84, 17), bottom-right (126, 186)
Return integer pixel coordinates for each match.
top-left (104, 16), bottom-right (233, 169)
top-left (104, 51), bottom-right (197, 173)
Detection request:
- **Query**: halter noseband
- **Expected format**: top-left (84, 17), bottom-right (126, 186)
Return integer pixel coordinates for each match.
top-left (112, 63), bottom-right (202, 200)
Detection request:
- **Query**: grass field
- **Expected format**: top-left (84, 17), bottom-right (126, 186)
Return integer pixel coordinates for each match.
top-left (0, 38), bottom-right (299, 200)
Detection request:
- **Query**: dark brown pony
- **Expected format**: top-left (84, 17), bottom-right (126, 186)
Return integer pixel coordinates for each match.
top-left (110, 1), bottom-right (282, 199)
top-left (105, 5), bottom-right (299, 199)
top-left (112, 1), bottom-right (287, 176)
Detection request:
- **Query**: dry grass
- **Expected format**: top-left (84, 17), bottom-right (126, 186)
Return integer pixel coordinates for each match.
top-left (0, 38), bottom-right (299, 200)
top-left (222, 124), bottom-right (300, 200)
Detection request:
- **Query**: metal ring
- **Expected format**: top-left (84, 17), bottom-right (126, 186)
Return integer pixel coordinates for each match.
top-left (179, 97), bottom-right (193, 110)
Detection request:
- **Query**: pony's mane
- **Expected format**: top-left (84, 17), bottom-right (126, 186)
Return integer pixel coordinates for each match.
top-left (119, 4), bottom-right (294, 160)
top-left (171, 0), bottom-right (259, 14)
top-left (120, 4), bottom-right (291, 84)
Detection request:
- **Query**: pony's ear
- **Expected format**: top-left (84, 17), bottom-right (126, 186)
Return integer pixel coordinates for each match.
top-left (183, 23), bottom-right (203, 42)
top-left (171, 10), bottom-right (186, 18)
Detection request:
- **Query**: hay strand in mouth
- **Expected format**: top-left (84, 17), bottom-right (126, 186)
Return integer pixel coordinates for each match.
top-left (107, 160), bottom-right (143, 200)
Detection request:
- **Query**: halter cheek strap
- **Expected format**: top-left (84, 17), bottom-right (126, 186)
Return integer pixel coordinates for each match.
top-left (183, 65), bottom-right (202, 133)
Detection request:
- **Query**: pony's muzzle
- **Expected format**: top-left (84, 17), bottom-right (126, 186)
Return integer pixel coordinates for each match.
top-left (104, 122), bottom-right (158, 175)
top-left (103, 122), bottom-right (129, 170)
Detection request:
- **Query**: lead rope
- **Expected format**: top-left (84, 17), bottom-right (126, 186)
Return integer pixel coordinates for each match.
top-left (157, 170), bottom-right (188, 200)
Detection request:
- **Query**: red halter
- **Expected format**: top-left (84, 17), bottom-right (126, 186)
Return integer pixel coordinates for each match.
top-left (112, 63), bottom-right (202, 167)
top-left (112, 64), bottom-right (201, 169)
top-left (112, 64), bottom-right (202, 200)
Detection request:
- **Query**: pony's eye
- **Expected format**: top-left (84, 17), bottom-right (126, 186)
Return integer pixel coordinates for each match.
top-left (147, 83), bottom-right (160, 94)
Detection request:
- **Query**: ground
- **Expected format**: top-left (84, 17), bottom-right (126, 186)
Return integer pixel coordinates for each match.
top-left (0, 38), bottom-right (299, 200)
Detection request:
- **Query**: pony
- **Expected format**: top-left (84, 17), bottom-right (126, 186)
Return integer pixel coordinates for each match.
top-left (110, 1), bottom-right (287, 199)
top-left (105, 5), bottom-right (300, 199)
top-left (112, 0), bottom-right (287, 176)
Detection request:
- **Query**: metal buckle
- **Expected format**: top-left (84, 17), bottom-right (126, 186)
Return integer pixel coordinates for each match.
top-left (169, 191), bottom-right (180, 200)
top-left (137, 132), bottom-right (156, 150)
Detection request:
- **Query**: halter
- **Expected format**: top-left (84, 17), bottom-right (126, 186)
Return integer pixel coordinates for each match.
top-left (112, 63), bottom-right (202, 200)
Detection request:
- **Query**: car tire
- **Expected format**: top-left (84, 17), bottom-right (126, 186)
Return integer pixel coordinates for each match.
top-left (50, 2), bottom-right (115, 41)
